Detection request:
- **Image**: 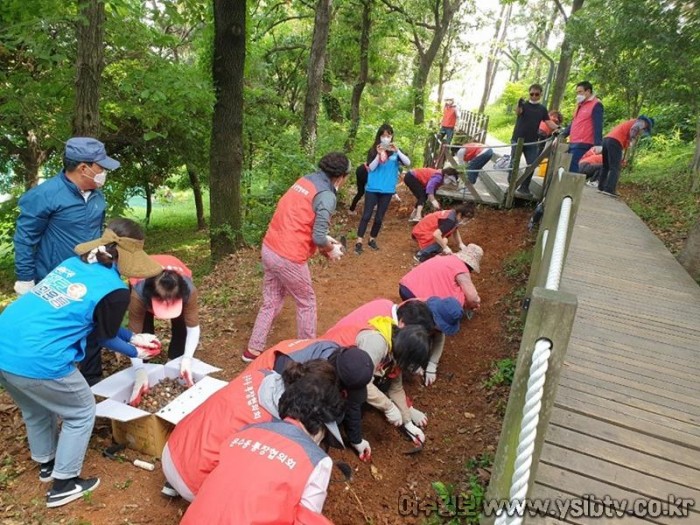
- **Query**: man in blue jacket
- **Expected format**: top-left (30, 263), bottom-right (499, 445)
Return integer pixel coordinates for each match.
top-left (13, 137), bottom-right (120, 385)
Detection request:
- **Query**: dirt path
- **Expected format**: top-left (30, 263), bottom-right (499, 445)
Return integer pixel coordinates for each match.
top-left (0, 186), bottom-right (532, 525)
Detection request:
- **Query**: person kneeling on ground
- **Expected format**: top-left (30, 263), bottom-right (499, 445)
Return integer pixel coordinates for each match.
top-left (180, 374), bottom-right (345, 525)
top-left (322, 318), bottom-right (431, 452)
top-left (412, 203), bottom-right (475, 263)
top-left (400, 243), bottom-right (483, 313)
top-left (578, 147), bottom-right (604, 186)
top-left (403, 166), bottom-right (459, 223)
top-left (162, 358), bottom-right (341, 501)
top-left (127, 254), bottom-right (202, 404)
top-left (455, 143), bottom-right (494, 184)
top-left (0, 218), bottom-right (163, 508)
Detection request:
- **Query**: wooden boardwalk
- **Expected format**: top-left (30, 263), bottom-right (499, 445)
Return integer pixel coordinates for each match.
top-left (528, 187), bottom-right (700, 524)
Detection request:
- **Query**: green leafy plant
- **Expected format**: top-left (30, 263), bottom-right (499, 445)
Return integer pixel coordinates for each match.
top-left (484, 358), bottom-right (516, 389)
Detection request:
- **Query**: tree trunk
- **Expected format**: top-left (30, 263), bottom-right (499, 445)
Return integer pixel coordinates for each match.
top-left (144, 179), bottom-right (152, 226)
top-left (210, 0), bottom-right (246, 260)
top-left (345, 0), bottom-right (372, 153)
top-left (187, 164), bottom-right (207, 230)
top-left (678, 216), bottom-right (700, 281)
top-left (531, 7), bottom-right (558, 80)
top-left (691, 116), bottom-right (700, 192)
top-left (17, 131), bottom-right (51, 190)
top-left (73, 0), bottom-right (105, 136)
top-left (411, 1), bottom-right (458, 125)
top-left (549, 0), bottom-right (585, 111)
top-left (300, 0), bottom-right (333, 154)
top-left (478, 3), bottom-right (511, 113)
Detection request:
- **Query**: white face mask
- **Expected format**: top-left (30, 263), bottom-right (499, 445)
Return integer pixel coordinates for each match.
top-left (575, 94), bottom-right (586, 104)
top-left (380, 136), bottom-right (392, 146)
top-left (84, 165), bottom-right (107, 188)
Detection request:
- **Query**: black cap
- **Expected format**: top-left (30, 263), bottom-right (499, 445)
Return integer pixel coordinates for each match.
top-left (335, 346), bottom-right (374, 390)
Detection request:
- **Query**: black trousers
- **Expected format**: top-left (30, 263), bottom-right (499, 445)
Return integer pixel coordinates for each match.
top-left (357, 192), bottom-right (393, 239)
top-left (404, 171), bottom-right (427, 207)
top-left (349, 164), bottom-right (368, 211)
top-left (598, 137), bottom-right (623, 194)
top-left (78, 331), bottom-right (103, 386)
top-left (143, 311), bottom-right (188, 360)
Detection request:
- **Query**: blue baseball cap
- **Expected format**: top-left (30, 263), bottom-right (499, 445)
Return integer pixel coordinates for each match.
top-left (64, 137), bottom-right (120, 170)
top-left (426, 297), bottom-right (464, 336)
top-left (638, 115), bottom-right (654, 135)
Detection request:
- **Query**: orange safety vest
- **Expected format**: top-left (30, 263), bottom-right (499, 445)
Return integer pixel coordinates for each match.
top-left (411, 210), bottom-right (457, 250)
top-left (441, 106), bottom-right (458, 128)
top-left (400, 254), bottom-right (469, 306)
top-left (570, 97), bottom-right (601, 144)
top-left (606, 119), bottom-right (636, 150)
top-left (264, 176), bottom-right (323, 264)
top-left (461, 143), bottom-right (486, 162)
top-left (180, 419), bottom-right (329, 525)
top-left (579, 148), bottom-right (603, 166)
top-left (411, 167), bottom-right (441, 187)
top-left (166, 367), bottom-right (277, 496)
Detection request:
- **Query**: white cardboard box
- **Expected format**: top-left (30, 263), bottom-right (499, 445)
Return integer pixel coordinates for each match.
top-left (91, 357), bottom-right (227, 457)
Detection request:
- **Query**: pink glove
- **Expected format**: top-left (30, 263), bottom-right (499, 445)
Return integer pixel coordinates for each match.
top-left (351, 439), bottom-right (372, 462)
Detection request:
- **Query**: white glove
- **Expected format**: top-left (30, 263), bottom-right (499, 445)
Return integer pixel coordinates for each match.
top-left (180, 356), bottom-right (194, 387)
top-left (327, 243), bottom-right (344, 261)
top-left (351, 439), bottom-right (372, 462)
top-left (134, 345), bottom-right (161, 360)
top-left (14, 280), bottom-right (35, 295)
top-left (409, 406), bottom-right (428, 427)
top-left (403, 422), bottom-right (426, 445)
top-left (593, 145), bottom-right (603, 154)
top-left (384, 403), bottom-right (403, 427)
top-left (392, 193), bottom-right (401, 202)
top-left (130, 333), bottom-right (161, 349)
top-left (424, 362), bottom-right (438, 387)
top-left (442, 246), bottom-right (452, 254)
top-left (129, 367), bottom-right (149, 406)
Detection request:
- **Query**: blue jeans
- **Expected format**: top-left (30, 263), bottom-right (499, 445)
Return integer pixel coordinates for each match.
top-left (567, 143), bottom-right (593, 173)
top-left (466, 148), bottom-right (494, 183)
top-left (439, 126), bottom-right (455, 144)
top-left (0, 368), bottom-right (96, 479)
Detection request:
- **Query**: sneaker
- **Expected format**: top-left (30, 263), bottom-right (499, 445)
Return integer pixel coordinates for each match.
top-left (161, 481), bottom-right (180, 498)
top-left (599, 190), bottom-right (618, 198)
top-left (413, 255), bottom-right (421, 264)
top-left (585, 180), bottom-right (598, 187)
top-left (408, 215), bottom-right (420, 224)
top-left (368, 239), bottom-right (379, 250)
top-left (241, 349), bottom-right (261, 363)
top-left (46, 477), bottom-right (100, 508)
top-left (39, 460), bottom-right (54, 483)
top-left (354, 242), bottom-right (363, 255)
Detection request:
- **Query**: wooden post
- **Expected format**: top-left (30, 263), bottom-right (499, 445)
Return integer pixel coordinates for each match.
top-left (504, 138), bottom-right (523, 209)
top-left (482, 287), bottom-right (578, 525)
top-left (542, 141), bottom-right (571, 199)
top-left (524, 170), bottom-right (585, 314)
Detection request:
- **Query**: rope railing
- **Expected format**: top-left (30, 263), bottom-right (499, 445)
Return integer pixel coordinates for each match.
top-left (439, 135), bottom-right (555, 149)
top-left (494, 188), bottom-right (574, 525)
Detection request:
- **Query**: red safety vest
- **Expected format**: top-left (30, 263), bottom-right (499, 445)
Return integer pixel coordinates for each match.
top-left (606, 119), bottom-right (636, 150)
top-left (569, 97), bottom-right (601, 145)
top-left (441, 106), bottom-right (458, 128)
top-left (180, 419), bottom-right (329, 525)
top-left (127, 254), bottom-right (192, 287)
top-left (400, 254), bottom-right (469, 306)
top-left (332, 299), bottom-right (394, 330)
top-left (166, 368), bottom-right (277, 496)
top-left (264, 177), bottom-right (320, 263)
top-left (539, 121), bottom-right (552, 137)
top-left (411, 167), bottom-right (441, 187)
top-left (461, 143), bottom-right (486, 162)
top-left (411, 210), bottom-right (457, 250)
top-left (579, 148), bottom-right (603, 166)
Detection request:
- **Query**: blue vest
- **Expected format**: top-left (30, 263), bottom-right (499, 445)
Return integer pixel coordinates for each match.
top-left (0, 257), bottom-right (126, 379)
top-left (366, 153), bottom-right (400, 194)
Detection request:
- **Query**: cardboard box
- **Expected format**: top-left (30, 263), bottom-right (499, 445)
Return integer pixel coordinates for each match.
top-left (91, 357), bottom-right (227, 458)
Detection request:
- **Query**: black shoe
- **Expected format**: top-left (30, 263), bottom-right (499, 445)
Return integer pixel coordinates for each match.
top-left (46, 477), bottom-right (100, 508)
top-left (161, 481), bottom-right (180, 498)
top-left (368, 239), bottom-right (379, 250)
top-left (515, 189), bottom-right (533, 199)
top-left (39, 460), bottom-right (54, 483)
top-left (599, 190), bottom-right (618, 198)
top-left (354, 242), bottom-right (363, 255)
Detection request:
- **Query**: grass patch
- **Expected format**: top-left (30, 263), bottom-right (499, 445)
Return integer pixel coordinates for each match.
top-left (484, 358), bottom-right (516, 389)
top-left (483, 102), bottom-right (514, 144)
top-left (621, 137), bottom-right (699, 254)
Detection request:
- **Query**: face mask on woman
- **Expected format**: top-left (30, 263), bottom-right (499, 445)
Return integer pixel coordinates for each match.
top-left (380, 136), bottom-right (392, 146)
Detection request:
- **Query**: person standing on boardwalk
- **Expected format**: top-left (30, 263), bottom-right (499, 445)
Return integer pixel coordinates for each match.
top-left (597, 115), bottom-right (653, 197)
top-left (243, 153), bottom-right (350, 362)
top-left (510, 84), bottom-right (559, 197)
top-left (439, 98), bottom-right (458, 144)
top-left (561, 80), bottom-right (604, 173)
top-left (13, 137), bottom-right (120, 386)
top-left (355, 124), bottom-right (410, 254)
